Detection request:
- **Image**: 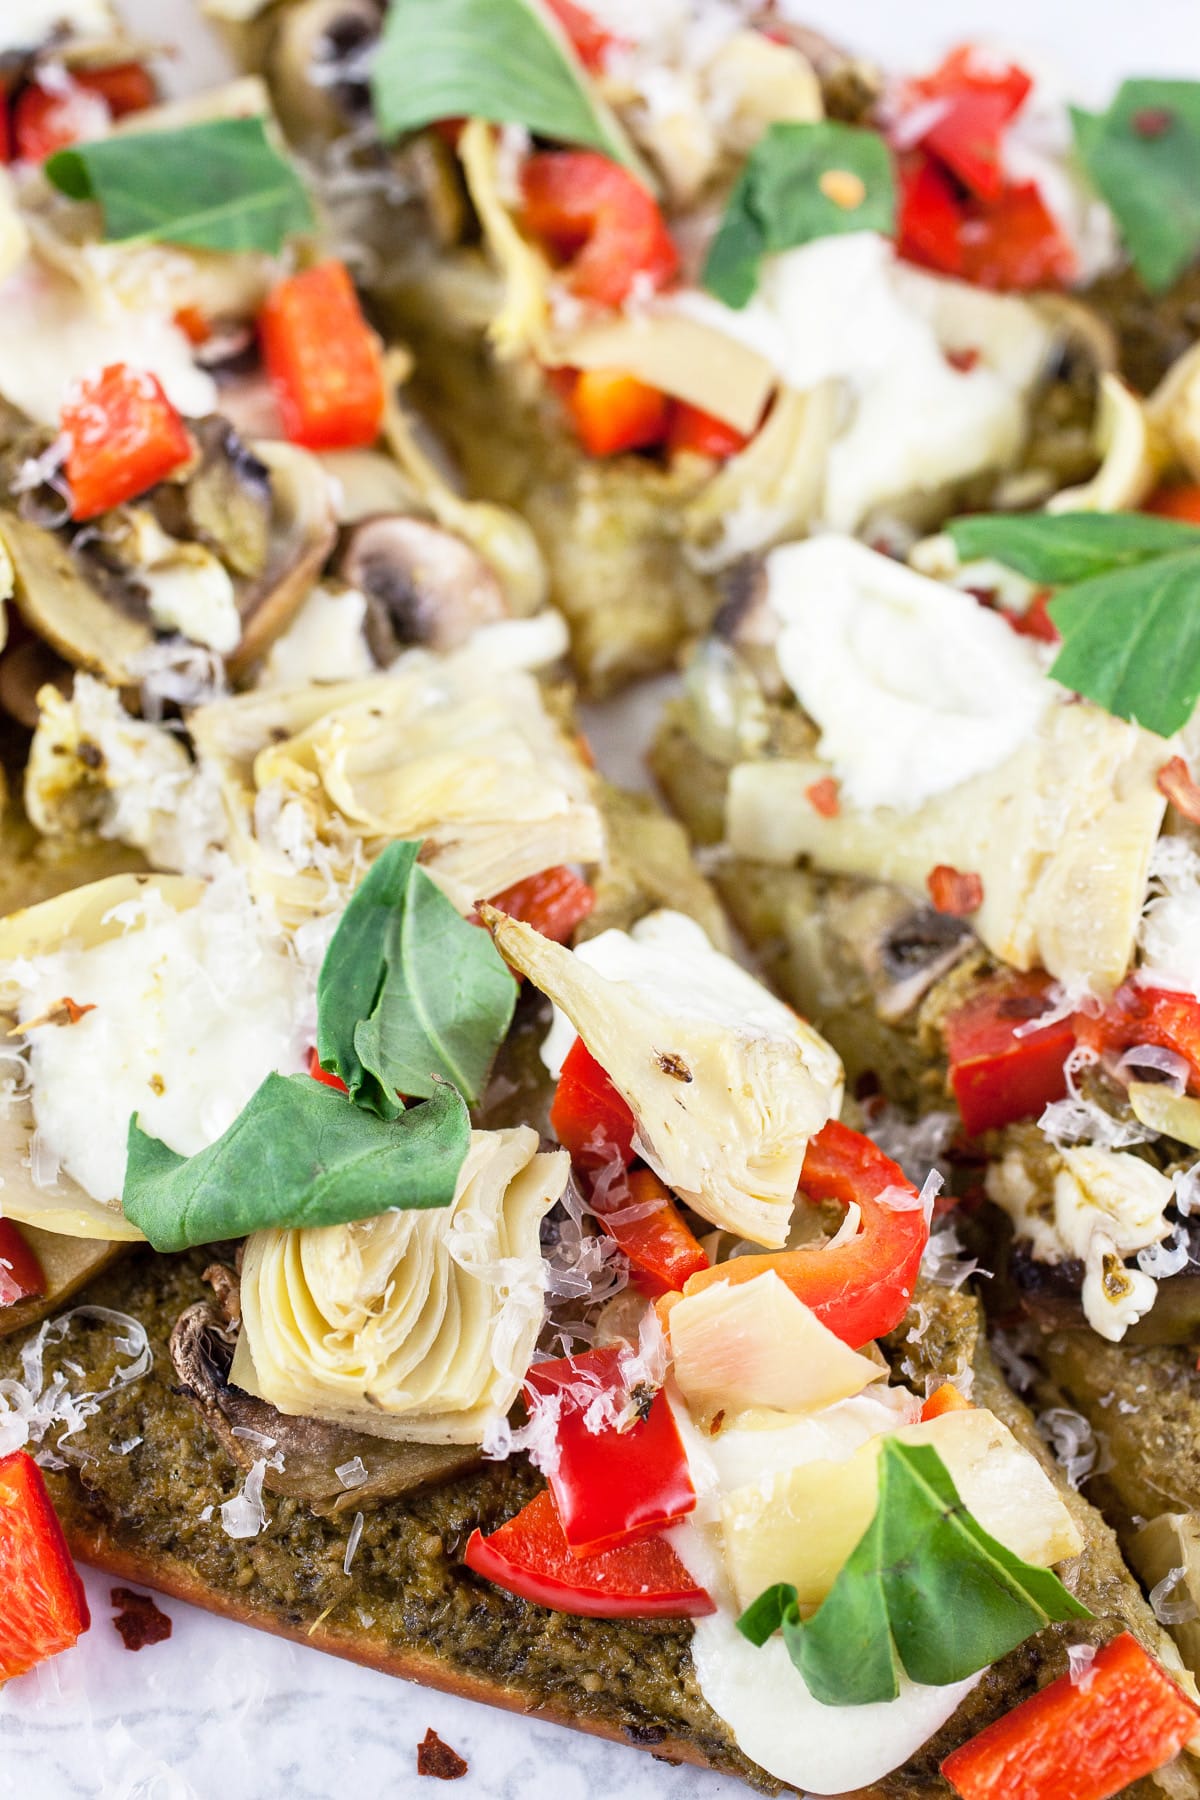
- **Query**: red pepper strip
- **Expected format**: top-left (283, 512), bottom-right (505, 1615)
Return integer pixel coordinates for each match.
top-left (897, 154), bottom-right (966, 277)
top-left (943, 971), bottom-right (1076, 1137)
top-left (61, 364), bottom-right (191, 523)
top-left (956, 181), bottom-right (1077, 292)
top-left (591, 1165), bottom-right (709, 1298)
top-left (666, 401), bottom-right (750, 461)
top-left (0, 1220), bottom-right (45, 1308)
top-left (941, 1632), bottom-right (1199, 1800)
top-left (307, 1045), bottom-right (348, 1093)
top-left (910, 46), bottom-right (1033, 202)
top-left (543, 0), bottom-right (617, 72)
top-left (927, 865), bottom-right (984, 916)
top-left (1146, 482), bottom-right (1200, 523)
top-left (1077, 983), bottom-right (1200, 1093)
top-left (464, 1488), bottom-right (713, 1619)
top-left (0, 1451), bottom-right (90, 1680)
top-left (520, 150), bottom-right (679, 308)
top-left (682, 1120), bottom-right (929, 1348)
top-left (524, 1344), bottom-right (695, 1555)
top-left (259, 261), bottom-right (384, 451)
top-left (487, 867), bottom-right (595, 945)
top-left (550, 1036), bottom-right (637, 1169)
top-left (1158, 756), bottom-right (1200, 826)
top-left (564, 367), bottom-right (671, 456)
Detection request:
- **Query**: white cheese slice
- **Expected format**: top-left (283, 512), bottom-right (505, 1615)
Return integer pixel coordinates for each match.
top-left (666, 1389), bottom-right (981, 1792)
top-left (2, 871), bottom-right (309, 1205)
top-left (766, 536), bottom-right (1053, 811)
top-left (678, 232), bottom-right (1053, 531)
top-left (0, 261), bottom-right (216, 426)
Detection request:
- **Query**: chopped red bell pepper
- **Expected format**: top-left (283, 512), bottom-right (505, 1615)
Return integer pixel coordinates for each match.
top-left (543, 0), bottom-right (617, 72)
top-left (11, 78), bottom-right (111, 163)
top-left (61, 364), bottom-right (192, 523)
top-left (1146, 482), bottom-right (1200, 523)
top-left (487, 867), bottom-right (595, 945)
top-left (941, 1632), bottom-right (1199, 1800)
top-left (943, 971), bottom-right (1076, 1137)
top-left (1008, 589), bottom-right (1060, 644)
top-left (550, 1036), bottom-right (637, 1169)
top-left (520, 150), bottom-right (679, 308)
top-left (564, 367), bottom-right (671, 456)
top-left (78, 62), bottom-right (157, 119)
top-left (1077, 983), bottom-right (1200, 1093)
top-left (308, 1045), bottom-right (348, 1093)
top-left (683, 1119), bottom-right (929, 1348)
top-left (909, 46), bottom-right (1033, 202)
top-left (956, 181), bottom-right (1077, 292)
top-left (524, 1344), bottom-right (695, 1555)
top-left (927, 865), bottom-right (984, 915)
top-left (666, 401), bottom-right (750, 461)
top-left (805, 776), bottom-right (841, 819)
top-left (259, 261), bottom-right (385, 451)
top-left (898, 154), bottom-right (966, 277)
top-left (591, 1164), bottom-right (709, 1298)
top-left (0, 1220), bottom-right (45, 1308)
top-left (464, 1488), bottom-right (712, 1618)
top-left (0, 1450), bottom-right (90, 1680)
top-left (921, 1382), bottom-right (972, 1422)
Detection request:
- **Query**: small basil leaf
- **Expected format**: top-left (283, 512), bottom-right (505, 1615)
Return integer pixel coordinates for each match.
top-left (946, 511), bottom-right (1200, 583)
top-left (703, 121), bottom-right (896, 309)
top-left (370, 0), bottom-right (643, 177)
top-left (1071, 81), bottom-right (1200, 293)
top-left (45, 116), bottom-right (316, 254)
top-left (316, 839), bottom-right (517, 1117)
top-left (122, 1074), bottom-right (470, 1252)
top-left (1048, 550), bottom-right (1200, 737)
top-left (738, 1439), bottom-right (1090, 1707)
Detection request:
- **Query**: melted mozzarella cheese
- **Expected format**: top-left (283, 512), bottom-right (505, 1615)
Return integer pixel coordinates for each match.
top-left (679, 232), bottom-right (1052, 531)
top-left (766, 536), bottom-right (1052, 811)
top-left (667, 1389), bottom-right (982, 1792)
top-left (258, 585), bottom-right (376, 689)
top-left (538, 907), bottom-right (821, 1080)
top-left (0, 262), bottom-right (216, 426)
top-left (0, 0), bottom-right (114, 51)
top-left (6, 874), bottom-right (308, 1203)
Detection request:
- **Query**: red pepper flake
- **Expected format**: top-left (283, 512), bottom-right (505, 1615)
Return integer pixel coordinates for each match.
top-left (111, 1587), bottom-right (172, 1651)
top-left (805, 775), bottom-right (841, 818)
top-left (1133, 106), bottom-right (1174, 138)
top-left (417, 1729), bottom-right (468, 1780)
top-left (1008, 588), bottom-right (1060, 644)
top-left (1157, 755), bottom-right (1200, 825)
top-left (945, 346), bottom-right (980, 373)
top-left (59, 997), bottom-right (96, 1025)
top-left (927, 865), bottom-right (984, 915)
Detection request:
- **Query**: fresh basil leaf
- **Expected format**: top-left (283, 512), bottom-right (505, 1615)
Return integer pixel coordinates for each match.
top-left (122, 1074), bottom-right (470, 1252)
top-left (703, 121), bottom-right (896, 309)
top-left (1048, 550), bottom-right (1200, 737)
top-left (1072, 82), bottom-right (1200, 293)
top-left (370, 0), bottom-right (642, 177)
top-left (45, 116), bottom-right (316, 253)
top-left (947, 511), bottom-right (1200, 583)
top-left (738, 1440), bottom-right (1090, 1707)
top-left (316, 839), bottom-right (517, 1119)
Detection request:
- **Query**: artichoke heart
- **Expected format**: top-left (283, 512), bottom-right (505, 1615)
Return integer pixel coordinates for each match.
top-left (485, 907), bottom-right (844, 1249)
top-left (190, 648), bottom-right (604, 922)
top-left (728, 700), bottom-right (1167, 997)
top-left (234, 1128), bottom-right (568, 1444)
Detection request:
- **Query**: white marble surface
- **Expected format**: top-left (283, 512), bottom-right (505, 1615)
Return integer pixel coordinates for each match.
top-left (3, 2), bottom-right (1200, 1797)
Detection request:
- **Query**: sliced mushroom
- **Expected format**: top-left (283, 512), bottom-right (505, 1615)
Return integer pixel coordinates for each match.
top-left (866, 893), bottom-right (976, 1023)
top-left (170, 1300), bottom-right (482, 1516)
top-left (338, 514), bottom-right (509, 660)
top-left (0, 431), bottom-right (336, 688)
top-left (155, 417), bottom-right (272, 579)
top-left (0, 636), bottom-right (72, 730)
top-left (265, 0), bottom-right (382, 145)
